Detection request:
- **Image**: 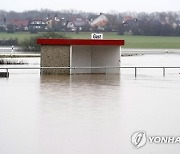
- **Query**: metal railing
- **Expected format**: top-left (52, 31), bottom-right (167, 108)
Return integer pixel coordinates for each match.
top-left (0, 66), bottom-right (180, 77)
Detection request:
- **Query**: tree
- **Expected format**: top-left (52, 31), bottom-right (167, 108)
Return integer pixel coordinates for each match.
top-left (6, 24), bottom-right (15, 33)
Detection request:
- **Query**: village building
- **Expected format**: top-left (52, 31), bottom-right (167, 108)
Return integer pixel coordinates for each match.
top-left (9, 19), bottom-right (29, 31)
top-left (0, 18), bottom-right (6, 31)
top-left (90, 13), bottom-right (108, 31)
top-left (46, 14), bottom-right (60, 29)
top-left (28, 18), bottom-right (47, 31)
top-left (123, 16), bottom-right (138, 26)
top-left (67, 17), bottom-right (87, 31)
top-left (0, 18), bottom-right (29, 31)
top-left (46, 15), bottom-right (67, 31)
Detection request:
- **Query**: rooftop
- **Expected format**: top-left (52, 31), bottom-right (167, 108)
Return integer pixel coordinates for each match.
top-left (37, 39), bottom-right (125, 46)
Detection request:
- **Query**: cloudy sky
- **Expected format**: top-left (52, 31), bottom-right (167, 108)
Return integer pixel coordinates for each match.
top-left (1, 0), bottom-right (180, 13)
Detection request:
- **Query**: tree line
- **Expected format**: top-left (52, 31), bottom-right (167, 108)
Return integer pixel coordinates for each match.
top-left (1, 9), bottom-right (180, 36)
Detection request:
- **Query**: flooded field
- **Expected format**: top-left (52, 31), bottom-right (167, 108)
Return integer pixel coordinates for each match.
top-left (0, 52), bottom-right (180, 154)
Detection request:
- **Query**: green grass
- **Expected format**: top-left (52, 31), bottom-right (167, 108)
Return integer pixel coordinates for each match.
top-left (66, 32), bottom-right (180, 48)
top-left (1, 32), bottom-right (180, 48)
top-left (0, 32), bottom-right (38, 41)
top-left (121, 35), bottom-right (180, 48)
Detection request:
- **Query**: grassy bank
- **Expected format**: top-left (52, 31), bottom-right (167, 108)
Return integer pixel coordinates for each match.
top-left (0, 59), bottom-right (28, 65)
top-left (0, 32), bottom-right (180, 48)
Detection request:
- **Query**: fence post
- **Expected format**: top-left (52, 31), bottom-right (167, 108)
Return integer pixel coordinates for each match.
top-left (11, 45), bottom-right (14, 57)
top-left (74, 67), bottom-right (76, 75)
top-left (163, 67), bottom-right (166, 76)
top-left (6, 68), bottom-right (8, 77)
top-left (135, 67), bottom-right (137, 78)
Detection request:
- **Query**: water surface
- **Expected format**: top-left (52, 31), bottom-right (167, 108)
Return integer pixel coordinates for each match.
top-left (0, 53), bottom-right (180, 154)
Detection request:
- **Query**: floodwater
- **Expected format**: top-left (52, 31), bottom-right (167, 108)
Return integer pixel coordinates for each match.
top-left (1, 52), bottom-right (180, 154)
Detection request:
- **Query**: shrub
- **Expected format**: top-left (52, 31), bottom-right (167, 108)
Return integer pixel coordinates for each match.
top-left (20, 32), bottom-right (69, 51)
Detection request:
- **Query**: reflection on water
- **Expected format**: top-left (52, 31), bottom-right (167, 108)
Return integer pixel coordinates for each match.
top-left (40, 75), bottom-right (124, 154)
top-left (0, 54), bottom-right (180, 154)
top-left (40, 74), bottom-right (121, 116)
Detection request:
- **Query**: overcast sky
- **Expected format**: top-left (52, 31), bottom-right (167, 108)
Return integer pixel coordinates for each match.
top-left (1, 0), bottom-right (180, 13)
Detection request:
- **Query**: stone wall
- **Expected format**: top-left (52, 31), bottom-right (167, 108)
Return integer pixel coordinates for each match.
top-left (41, 45), bottom-right (70, 74)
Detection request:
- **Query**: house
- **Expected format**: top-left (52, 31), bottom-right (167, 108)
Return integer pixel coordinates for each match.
top-left (28, 18), bottom-right (47, 31)
top-left (0, 18), bottom-right (29, 31)
top-left (67, 17), bottom-right (87, 31)
top-left (0, 18), bottom-right (6, 31)
top-left (122, 16), bottom-right (138, 33)
top-left (46, 15), bottom-right (67, 31)
top-left (90, 13), bottom-right (108, 30)
top-left (123, 16), bottom-right (138, 27)
top-left (60, 18), bottom-right (68, 27)
top-left (46, 14), bottom-right (60, 29)
top-left (9, 19), bottom-right (29, 31)
top-left (46, 18), bottom-right (57, 29)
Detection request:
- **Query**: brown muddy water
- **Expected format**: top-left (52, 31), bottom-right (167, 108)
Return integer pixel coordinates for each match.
top-left (0, 53), bottom-right (180, 154)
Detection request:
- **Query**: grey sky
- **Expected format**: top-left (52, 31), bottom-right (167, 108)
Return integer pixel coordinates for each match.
top-left (1, 0), bottom-right (180, 13)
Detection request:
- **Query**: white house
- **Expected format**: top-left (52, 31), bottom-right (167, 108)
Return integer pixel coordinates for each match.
top-left (91, 13), bottom-right (108, 30)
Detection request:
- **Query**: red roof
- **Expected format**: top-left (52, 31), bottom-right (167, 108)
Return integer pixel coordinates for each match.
top-left (10, 19), bottom-right (28, 27)
top-left (37, 39), bottom-right (125, 46)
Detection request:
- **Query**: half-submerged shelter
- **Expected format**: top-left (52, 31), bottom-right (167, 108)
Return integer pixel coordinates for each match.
top-left (37, 38), bottom-right (125, 74)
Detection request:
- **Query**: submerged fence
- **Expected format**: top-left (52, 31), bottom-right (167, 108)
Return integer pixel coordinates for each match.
top-left (0, 66), bottom-right (180, 78)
